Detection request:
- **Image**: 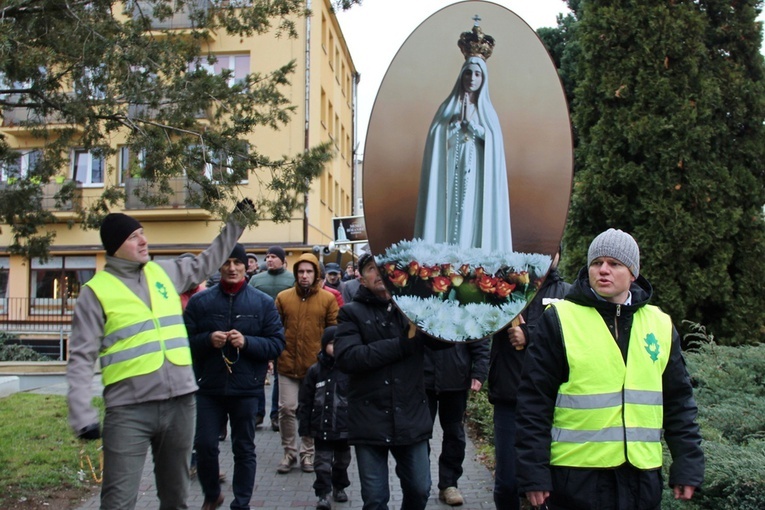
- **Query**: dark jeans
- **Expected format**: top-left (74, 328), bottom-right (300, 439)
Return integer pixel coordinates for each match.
top-left (426, 389), bottom-right (467, 490)
top-left (256, 387), bottom-right (266, 419)
top-left (313, 438), bottom-right (352, 497)
top-left (354, 440), bottom-right (431, 510)
top-left (196, 394), bottom-right (258, 510)
top-left (493, 402), bottom-right (520, 510)
top-left (270, 363), bottom-right (279, 421)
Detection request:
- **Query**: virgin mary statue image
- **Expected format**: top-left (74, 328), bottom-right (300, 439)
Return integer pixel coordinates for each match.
top-left (413, 19), bottom-right (512, 253)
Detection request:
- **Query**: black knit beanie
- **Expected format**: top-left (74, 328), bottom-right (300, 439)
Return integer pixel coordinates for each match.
top-left (267, 245), bottom-right (286, 263)
top-left (100, 213), bottom-right (143, 256)
top-left (228, 243), bottom-right (248, 266)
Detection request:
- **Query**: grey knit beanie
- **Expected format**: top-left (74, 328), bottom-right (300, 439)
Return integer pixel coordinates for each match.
top-left (587, 229), bottom-right (640, 277)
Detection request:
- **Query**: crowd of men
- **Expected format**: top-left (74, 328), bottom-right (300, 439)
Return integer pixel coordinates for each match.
top-left (66, 211), bottom-right (704, 510)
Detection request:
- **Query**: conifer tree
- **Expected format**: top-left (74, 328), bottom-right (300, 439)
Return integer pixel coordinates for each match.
top-left (0, 0), bottom-right (358, 258)
top-left (561, 0), bottom-right (765, 345)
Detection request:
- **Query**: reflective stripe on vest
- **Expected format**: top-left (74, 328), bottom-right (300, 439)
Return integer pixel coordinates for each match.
top-left (550, 300), bottom-right (672, 469)
top-left (86, 261), bottom-right (191, 386)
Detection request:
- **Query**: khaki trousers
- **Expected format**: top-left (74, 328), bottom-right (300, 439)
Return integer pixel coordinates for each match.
top-left (278, 375), bottom-right (314, 459)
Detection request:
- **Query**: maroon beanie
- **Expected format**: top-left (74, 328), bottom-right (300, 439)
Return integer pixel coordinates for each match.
top-left (100, 213), bottom-right (143, 256)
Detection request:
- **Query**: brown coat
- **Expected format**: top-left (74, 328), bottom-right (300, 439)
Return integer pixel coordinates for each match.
top-left (275, 253), bottom-right (339, 379)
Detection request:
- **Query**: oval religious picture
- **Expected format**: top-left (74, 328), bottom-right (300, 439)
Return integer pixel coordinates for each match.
top-left (363, 1), bottom-right (573, 342)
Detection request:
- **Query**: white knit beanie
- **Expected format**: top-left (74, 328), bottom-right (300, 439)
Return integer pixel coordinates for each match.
top-left (587, 229), bottom-right (640, 277)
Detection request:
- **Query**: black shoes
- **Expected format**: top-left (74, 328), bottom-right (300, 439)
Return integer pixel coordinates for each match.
top-left (333, 488), bottom-right (348, 502)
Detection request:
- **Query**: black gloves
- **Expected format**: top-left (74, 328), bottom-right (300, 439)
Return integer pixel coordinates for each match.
top-left (78, 423), bottom-right (101, 441)
top-left (234, 198), bottom-right (255, 215)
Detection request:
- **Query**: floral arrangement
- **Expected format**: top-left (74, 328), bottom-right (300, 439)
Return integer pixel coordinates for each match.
top-left (378, 239), bottom-right (552, 342)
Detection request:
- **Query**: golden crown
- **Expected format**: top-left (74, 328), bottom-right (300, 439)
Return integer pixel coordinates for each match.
top-left (458, 16), bottom-right (495, 61)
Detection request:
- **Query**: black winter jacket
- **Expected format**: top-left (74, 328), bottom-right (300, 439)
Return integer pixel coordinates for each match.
top-left (424, 337), bottom-right (489, 392)
top-left (335, 286), bottom-right (447, 446)
top-left (488, 268), bottom-right (570, 406)
top-left (185, 283), bottom-right (285, 396)
top-left (515, 267), bottom-right (704, 501)
top-left (297, 351), bottom-right (349, 441)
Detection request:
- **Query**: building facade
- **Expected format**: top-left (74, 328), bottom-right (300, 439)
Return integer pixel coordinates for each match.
top-left (0, 0), bottom-right (357, 349)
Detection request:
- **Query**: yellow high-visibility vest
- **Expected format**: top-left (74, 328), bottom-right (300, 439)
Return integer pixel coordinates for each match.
top-left (86, 262), bottom-right (191, 386)
top-left (549, 300), bottom-right (672, 469)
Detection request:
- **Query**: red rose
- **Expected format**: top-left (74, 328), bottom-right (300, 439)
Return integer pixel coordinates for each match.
top-left (429, 265), bottom-right (442, 277)
top-left (477, 274), bottom-right (497, 294)
top-left (432, 276), bottom-right (451, 293)
top-left (384, 263), bottom-right (396, 276)
top-left (408, 260), bottom-right (420, 276)
top-left (474, 266), bottom-right (486, 277)
top-left (496, 280), bottom-right (516, 298)
top-left (459, 263), bottom-right (471, 276)
top-left (390, 269), bottom-right (409, 287)
top-left (441, 264), bottom-right (454, 276)
top-left (418, 266), bottom-right (432, 280)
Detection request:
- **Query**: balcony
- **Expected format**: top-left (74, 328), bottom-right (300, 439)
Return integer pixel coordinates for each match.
top-left (41, 180), bottom-right (81, 212)
top-left (132, 0), bottom-right (213, 30)
top-left (1, 105), bottom-right (68, 130)
top-left (0, 179), bottom-right (81, 212)
top-left (124, 176), bottom-right (203, 210)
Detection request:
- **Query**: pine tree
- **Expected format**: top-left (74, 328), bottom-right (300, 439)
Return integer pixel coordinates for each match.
top-left (561, 0), bottom-right (765, 345)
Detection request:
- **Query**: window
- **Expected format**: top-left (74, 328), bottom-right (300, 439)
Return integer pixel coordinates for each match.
top-left (0, 257), bottom-right (8, 314)
top-left (185, 144), bottom-right (247, 183)
top-left (1, 68), bottom-right (44, 101)
top-left (205, 151), bottom-right (234, 181)
top-left (193, 54), bottom-right (250, 87)
top-left (328, 102), bottom-right (334, 140)
top-left (329, 33), bottom-right (335, 69)
top-left (30, 256), bottom-right (95, 315)
top-left (1, 149), bottom-right (41, 182)
top-left (328, 172), bottom-right (334, 211)
top-left (320, 88), bottom-right (327, 129)
top-left (72, 149), bottom-right (104, 186)
top-left (341, 125), bottom-right (346, 159)
top-left (321, 14), bottom-right (328, 52)
top-left (77, 65), bottom-right (107, 100)
top-left (118, 145), bottom-right (144, 184)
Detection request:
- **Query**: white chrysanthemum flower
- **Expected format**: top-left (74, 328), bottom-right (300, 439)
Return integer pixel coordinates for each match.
top-left (464, 314), bottom-right (486, 339)
top-left (488, 303), bottom-right (511, 329)
top-left (395, 296), bottom-right (420, 321)
top-left (436, 320), bottom-right (462, 342)
top-left (524, 253), bottom-right (553, 276)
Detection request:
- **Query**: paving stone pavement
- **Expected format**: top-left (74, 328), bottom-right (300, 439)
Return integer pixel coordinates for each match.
top-left (68, 379), bottom-right (495, 510)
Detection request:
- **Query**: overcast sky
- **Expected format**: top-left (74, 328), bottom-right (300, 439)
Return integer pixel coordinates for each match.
top-left (337, 0), bottom-right (765, 156)
top-left (336, 0), bottom-right (573, 155)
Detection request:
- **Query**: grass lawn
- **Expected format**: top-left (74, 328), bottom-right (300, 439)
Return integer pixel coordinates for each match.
top-left (0, 393), bottom-right (103, 509)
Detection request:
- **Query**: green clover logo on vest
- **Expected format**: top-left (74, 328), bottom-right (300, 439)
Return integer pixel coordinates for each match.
top-left (155, 282), bottom-right (168, 299)
top-left (644, 332), bottom-right (660, 362)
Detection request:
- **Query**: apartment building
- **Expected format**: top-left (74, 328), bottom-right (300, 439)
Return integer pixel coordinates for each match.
top-left (0, 0), bottom-right (357, 347)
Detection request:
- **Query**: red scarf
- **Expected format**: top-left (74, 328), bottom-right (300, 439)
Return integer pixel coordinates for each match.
top-left (220, 278), bottom-right (246, 295)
